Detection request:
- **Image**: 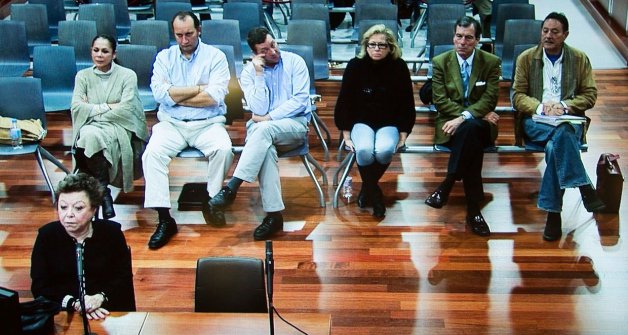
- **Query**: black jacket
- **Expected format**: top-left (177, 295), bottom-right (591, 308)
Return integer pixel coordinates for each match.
top-left (31, 219), bottom-right (136, 311)
top-left (334, 55), bottom-right (415, 134)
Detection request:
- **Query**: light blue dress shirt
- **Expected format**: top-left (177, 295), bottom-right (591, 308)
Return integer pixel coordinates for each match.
top-left (151, 40), bottom-right (230, 121)
top-left (239, 51), bottom-right (311, 121)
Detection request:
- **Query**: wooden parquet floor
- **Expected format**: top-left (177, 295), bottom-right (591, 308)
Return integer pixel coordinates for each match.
top-left (1, 69), bottom-right (627, 334)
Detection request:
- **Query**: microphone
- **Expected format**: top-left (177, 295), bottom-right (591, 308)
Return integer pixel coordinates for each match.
top-left (75, 243), bottom-right (92, 335)
top-left (265, 240), bottom-right (274, 335)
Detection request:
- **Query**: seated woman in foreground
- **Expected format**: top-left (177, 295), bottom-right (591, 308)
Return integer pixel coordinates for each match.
top-left (70, 34), bottom-right (148, 220)
top-left (334, 24), bottom-right (416, 218)
top-left (31, 173), bottom-right (136, 320)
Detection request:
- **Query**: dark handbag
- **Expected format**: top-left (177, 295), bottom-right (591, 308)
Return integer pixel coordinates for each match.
top-left (596, 153), bottom-right (624, 213)
top-left (20, 297), bottom-right (61, 335)
top-left (419, 78), bottom-right (433, 105)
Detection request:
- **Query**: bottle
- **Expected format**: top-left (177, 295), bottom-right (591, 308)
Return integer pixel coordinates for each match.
top-left (10, 118), bottom-right (22, 149)
top-left (342, 176), bottom-right (353, 203)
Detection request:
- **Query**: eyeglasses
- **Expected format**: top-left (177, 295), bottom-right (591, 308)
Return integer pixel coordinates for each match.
top-left (367, 42), bottom-right (389, 50)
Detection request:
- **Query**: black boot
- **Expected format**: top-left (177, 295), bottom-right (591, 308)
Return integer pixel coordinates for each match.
top-left (372, 185), bottom-right (386, 218)
top-left (579, 184), bottom-right (605, 213)
top-left (81, 150), bottom-right (115, 219)
top-left (357, 164), bottom-right (372, 208)
top-left (543, 212), bottom-right (562, 241)
top-left (370, 162), bottom-right (390, 218)
top-left (101, 186), bottom-right (116, 219)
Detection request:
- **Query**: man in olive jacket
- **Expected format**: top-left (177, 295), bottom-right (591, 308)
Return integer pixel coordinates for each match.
top-left (513, 12), bottom-right (604, 242)
top-left (425, 16), bottom-right (501, 237)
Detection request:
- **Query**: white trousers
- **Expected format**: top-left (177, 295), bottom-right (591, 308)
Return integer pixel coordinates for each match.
top-left (143, 112), bottom-right (234, 208)
top-left (233, 117), bottom-right (308, 212)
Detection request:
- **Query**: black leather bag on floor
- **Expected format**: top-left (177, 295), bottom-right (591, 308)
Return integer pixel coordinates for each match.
top-left (20, 297), bottom-right (61, 335)
top-left (419, 78), bottom-right (432, 105)
top-left (596, 153), bottom-right (624, 213)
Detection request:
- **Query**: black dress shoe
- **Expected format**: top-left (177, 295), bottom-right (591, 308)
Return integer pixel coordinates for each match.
top-left (581, 187), bottom-right (605, 213)
top-left (202, 201), bottom-right (226, 227)
top-left (101, 188), bottom-right (116, 219)
top-left (466, 213), bottom-right (491, 237)
top-left (209, 186), bottom-right (237, 208)
top-left (425, 189), bottom-right (448, 209)
top-left (357, 188), bottom-right (371, 208)
top-left (148, 217), bottom-right (178, 250)
top-left (543, 212), bottom-right (562, 241)
top-left (253, 214), bottom-right (283, 241)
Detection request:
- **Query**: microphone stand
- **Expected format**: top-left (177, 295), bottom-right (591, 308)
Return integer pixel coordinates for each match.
top-left (265, 240), bottom-right (274, 335)
top-left (76, 243), bottom-right (93, 335)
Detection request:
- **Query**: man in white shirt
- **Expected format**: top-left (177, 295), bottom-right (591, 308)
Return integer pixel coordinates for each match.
top-left (513, 12), bottom-right (604, 241)
top-left (143, 12), bottom-right (233, 249)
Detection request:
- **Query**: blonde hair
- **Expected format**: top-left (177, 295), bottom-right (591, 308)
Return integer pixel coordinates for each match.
top-left (357, 24), bottom-right (401, 60)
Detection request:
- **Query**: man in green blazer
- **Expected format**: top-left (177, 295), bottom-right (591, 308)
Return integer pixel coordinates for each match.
top-left (425, 16), bottom-right (501, 237)
top-left (513, 12), bottom-right (604, 242)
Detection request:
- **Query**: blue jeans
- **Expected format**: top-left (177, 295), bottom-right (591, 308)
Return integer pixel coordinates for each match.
top-left (523, 118), bottom-right (590, 212)
top-left (350, 123), bottom-right (399, 166)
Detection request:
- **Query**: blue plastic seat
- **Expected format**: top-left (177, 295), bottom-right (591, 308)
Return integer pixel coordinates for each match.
top-left (93, 0), bottom-right (132, 41)
top-left (0, 77), bottom-right (71, 203)
top-left (29, 0), bottom-right (66, 42)
top-left (32, 46), bottom-right (77, 113)
top-left (115, 44), bottom-right (158, 112)
top-left (78, 3), bottom-right (117, 39)
top-left (10, 4), bottom-right (51, 57)
top-left (58, 20), bottom-right (98, 71)
top-left (0, 21), bottom-right (30, 77)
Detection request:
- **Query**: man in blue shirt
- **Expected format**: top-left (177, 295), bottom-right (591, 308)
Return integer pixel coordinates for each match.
top-left (210, 27), bottom-right (311, 240)
top-left (143, 12), bottom-right (233, 249)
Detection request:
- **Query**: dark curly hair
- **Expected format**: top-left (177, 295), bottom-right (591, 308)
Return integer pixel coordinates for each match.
top-left (55, 173), bottom-right (104, 208)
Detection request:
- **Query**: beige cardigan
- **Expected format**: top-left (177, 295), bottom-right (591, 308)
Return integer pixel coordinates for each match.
top-left (71, 63), bottom-right (148, 192)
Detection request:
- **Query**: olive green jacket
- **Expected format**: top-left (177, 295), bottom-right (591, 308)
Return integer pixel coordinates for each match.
top-left (512, 44), bottom-right (597, 144)
top-left (432, 49), bottom-right (501, 144)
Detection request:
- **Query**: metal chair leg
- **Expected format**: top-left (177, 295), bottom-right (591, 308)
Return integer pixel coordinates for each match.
top-left (305, 153), bottom-right (327, 186)
top-left (313, 111), bottom-right (332, 148)
top-left (310, 112), bottom-right (329, 161)
top-left (39, 147), bottom-right (71, 173)
top-left (263, 11), bottom-right (282, 39)
top-left (333, 152), bottom-right (355, 208)
top-left (333, 151), bottom-right (352, 186)
top-left (337, 138), bottom-right (346, 162)
top-left (410, 5), bottom-right (427, 48)
top-left (35, 147), bottom-right (61, 203)
top-left (301, 154), bottom-right (326, 208)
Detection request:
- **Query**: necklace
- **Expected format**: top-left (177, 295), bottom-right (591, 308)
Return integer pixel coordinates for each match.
top-left (74, 224), bottom-right (93, 244)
